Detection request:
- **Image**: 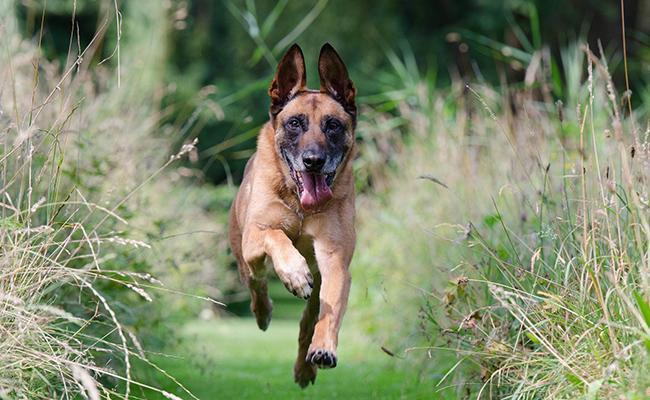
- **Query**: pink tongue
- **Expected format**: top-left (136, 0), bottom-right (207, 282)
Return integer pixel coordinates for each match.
top-left (300, 173), bottom-right (333, 210)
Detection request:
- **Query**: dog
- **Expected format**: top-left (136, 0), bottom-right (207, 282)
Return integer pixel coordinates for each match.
top-left (228, 43), bottom-right (356, 388)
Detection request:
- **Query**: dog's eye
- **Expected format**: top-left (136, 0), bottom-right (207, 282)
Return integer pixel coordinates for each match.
top-left (325, 119), bottom-right (343, 134)
top-left (286, 118), bottom-right (302, 131)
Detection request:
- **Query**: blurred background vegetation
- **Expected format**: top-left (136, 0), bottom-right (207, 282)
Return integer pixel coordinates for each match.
top-left (17, 0), bottom-right (650, 183)
top-left (3, 0), bottom-right (649, 398)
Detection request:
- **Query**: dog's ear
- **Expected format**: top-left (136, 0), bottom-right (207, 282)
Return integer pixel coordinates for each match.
top-left (318, 43), bottom-right (356, 119)
top-left (269, 44), bottom-right (307, 116)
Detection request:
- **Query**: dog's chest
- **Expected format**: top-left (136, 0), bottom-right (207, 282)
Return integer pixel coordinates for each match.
top-left (278, 213), bottom-right (319, 265)
top-left (272, 207), bottom-right (322, 265)
top-left (293, 234), bottom-right (316, 265)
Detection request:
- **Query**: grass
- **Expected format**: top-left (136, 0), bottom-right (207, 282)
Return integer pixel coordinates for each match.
top-left (0, 3), bottom-right (138, 397)
top-left (437, 49), bottom-right (650, 398)
top-left (142, 319), bottom-right (434, 399)
top-left (4, 1), bottom-right (650, 398)
top-left (349, 39), bottom-right (650, 398)
top-left (0, 1), bottom-right (227, 398)
top-left (136, 281), bottom-right (448, 399)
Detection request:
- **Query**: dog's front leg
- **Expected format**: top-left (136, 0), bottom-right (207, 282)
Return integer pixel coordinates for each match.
top-left (243, 226), bottom-right (314, 300)
top-left (306, 238), bottom-right (353, 369)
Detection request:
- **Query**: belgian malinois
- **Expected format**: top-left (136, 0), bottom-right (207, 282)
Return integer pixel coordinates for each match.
top-left (228, 43), bottom-right (356, 387)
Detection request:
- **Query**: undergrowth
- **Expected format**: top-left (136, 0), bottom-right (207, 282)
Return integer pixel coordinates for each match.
top-left (0, 2), bottom-right (226, 398)
top-left (352, 41), bottom-right (649, 399)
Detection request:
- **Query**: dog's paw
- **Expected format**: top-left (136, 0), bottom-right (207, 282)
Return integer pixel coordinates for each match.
top-left (306, 347), bottom-right (337, 369)
top-left (277, 256), bottom-right (313, 299)
top-left (250, 297), bottom-right (272, 331)
top-left (294, 359), bottom-right (317, 388)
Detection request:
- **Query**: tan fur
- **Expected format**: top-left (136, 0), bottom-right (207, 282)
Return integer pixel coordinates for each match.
top-left (229, 45), bottom-right (356, 388)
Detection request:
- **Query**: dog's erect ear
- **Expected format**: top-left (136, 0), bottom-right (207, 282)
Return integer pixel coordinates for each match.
top-left (269, 44), bottom-right (307, 116)
top-left (318, 43), bottom-right (356, 118)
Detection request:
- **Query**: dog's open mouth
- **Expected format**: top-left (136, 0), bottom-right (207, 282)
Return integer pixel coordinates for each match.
top-left (291, 168), bottom-right (334, 210)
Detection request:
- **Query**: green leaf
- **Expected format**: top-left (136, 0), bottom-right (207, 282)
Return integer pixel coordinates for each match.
top-left (483, 213), bottom-right (501, 229)
top-left (525, 332), bottom-right (540, 345)
top-left (496, 245), bottom-right (511, 260)
top-left (261, 0), bottom-right (288, 37)
top-left (0, 217), bottom-right (22, 230)
top-left (565, 373), bottom-right (584, 388)
top-left (633, 291), bottom-right (650, 329)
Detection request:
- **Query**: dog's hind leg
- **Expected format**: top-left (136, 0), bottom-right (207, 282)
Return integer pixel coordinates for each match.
top-left (230, 205), bottom-right (273, 331)
top-left (247, 274), bottom-right (273, 331)
top-left (294, 272), bottom-right (321, 388)
top-left (238, 253), bottom-right (273, 331)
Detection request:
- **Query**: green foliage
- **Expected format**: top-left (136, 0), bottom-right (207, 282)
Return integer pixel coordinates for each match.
top-left (135, 319), bottom-right (438, 399)
top-left (17, 0), bottom-right (650, 184)
top-left (1, 1), bottom-right (235, 397)
top-left (634, 292), bottom-right (650, 331)
top-left (6, 0), bottom-right (650, 398)
top-left (159, 0), bottom-right (648, 183)
top-left (346, 23), bottom-right (650, 397)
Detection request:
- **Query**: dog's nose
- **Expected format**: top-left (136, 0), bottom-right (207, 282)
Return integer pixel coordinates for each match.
top-left (302, 150), bottom-right (326, 172)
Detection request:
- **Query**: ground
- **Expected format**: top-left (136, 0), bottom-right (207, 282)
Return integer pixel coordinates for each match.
top-left (136, 281), bottom-right (447, 399)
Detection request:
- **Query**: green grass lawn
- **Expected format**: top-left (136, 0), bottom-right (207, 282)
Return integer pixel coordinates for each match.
top-left (135, 282), bottom-right (450, 399)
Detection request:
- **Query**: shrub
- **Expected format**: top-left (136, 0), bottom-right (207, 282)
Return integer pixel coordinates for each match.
top-left (352, 43), bottom-right (650, 398)
top-left (0, 2), bottom-right (230, 397)
top-left (426, 47), bottom-right (650, 399)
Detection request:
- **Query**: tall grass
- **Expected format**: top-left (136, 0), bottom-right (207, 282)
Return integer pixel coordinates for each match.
top-left (433, 49), bottom-right (649, 399)
top-left (0, 1), bottom-right (225, 398)
top-left (351, 41), bottom-right (649, 398)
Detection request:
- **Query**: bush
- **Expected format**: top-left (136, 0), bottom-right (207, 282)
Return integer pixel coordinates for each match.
top-left (351, 43), bottom-right (650, 398)
top-left (0, 1), bottom-right (233, 397)
top-left (427, 48), bottom-right (650, 399)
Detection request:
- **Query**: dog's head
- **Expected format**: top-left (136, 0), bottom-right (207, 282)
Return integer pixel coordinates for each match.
top-left (269, 43), bottom-right (356, 211)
